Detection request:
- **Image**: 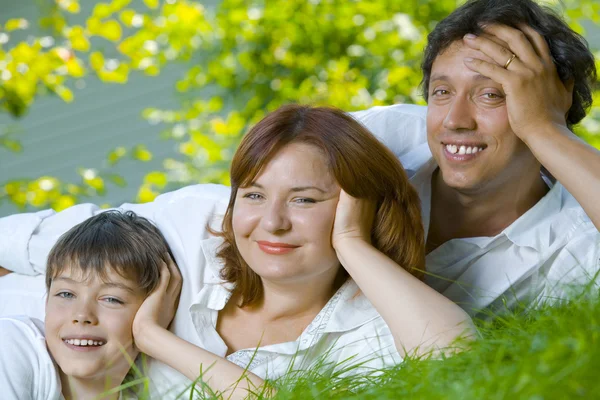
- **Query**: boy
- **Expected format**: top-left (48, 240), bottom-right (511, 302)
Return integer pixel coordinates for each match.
top-left (0, 211), bottom-right (178, 400)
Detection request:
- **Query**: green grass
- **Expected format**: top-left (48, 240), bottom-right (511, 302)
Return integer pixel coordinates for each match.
top-left (271, 289), bottom-right (600, 400)
top-left (121, 287), bottom-right (600, 399)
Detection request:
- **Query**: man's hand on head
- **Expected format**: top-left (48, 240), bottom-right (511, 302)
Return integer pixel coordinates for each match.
top-left (0, 267), bottom-right (11, 277)
top-left (460, 23), bottom-right (573, 144)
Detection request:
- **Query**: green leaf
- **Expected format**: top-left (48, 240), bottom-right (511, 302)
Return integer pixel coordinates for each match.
top-left (143, 0), bottom-right (159, 9)
top-left (132, 144), bottom-right (153, 161)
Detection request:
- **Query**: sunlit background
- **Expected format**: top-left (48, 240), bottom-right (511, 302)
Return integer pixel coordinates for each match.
top-left (0, 0), bottom-right (599, 217)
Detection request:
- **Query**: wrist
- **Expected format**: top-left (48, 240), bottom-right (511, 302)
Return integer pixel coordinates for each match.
top-left (133, 321), bottom-right (164, 355)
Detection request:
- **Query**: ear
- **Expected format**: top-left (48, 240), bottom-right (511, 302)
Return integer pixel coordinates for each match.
top-left (564, 78), bottom-right (575, 95)
top-left (564, 78), bottom-right (575, 117)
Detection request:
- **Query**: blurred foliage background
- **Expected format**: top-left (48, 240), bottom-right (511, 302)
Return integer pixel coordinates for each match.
top-left (0, 0), bottom-right (599, 213)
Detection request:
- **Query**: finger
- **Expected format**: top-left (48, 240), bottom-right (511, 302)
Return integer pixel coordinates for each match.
top-left (479, 32), bottom-right (509, 50)
top-left (518, 24), bottom-right (553, 65)
top-left (480, 23), bottom-right (540, 67)
top-left (167, 258), bottom-right (182, 296)
top-left (157, 261), bottom-right (171, 292)
top-left (463, 34), bottom-right (525, 71)
top-left (464, 57), bottom-right (511, 85)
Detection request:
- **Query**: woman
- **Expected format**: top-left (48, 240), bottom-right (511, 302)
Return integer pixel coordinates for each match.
top-left (0, 105), bottom-right (473, 399)
top-left (131, 104), bottom-right (473, 398)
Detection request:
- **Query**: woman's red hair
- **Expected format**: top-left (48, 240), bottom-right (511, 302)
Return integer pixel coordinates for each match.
top-left (212, 104), bottom-right (425, 307)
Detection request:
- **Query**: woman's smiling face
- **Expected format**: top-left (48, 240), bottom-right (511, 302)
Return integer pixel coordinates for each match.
top-left (45, 267), bottom-right (145, 382)
top-left (232, 142), bottom-right (342, 285)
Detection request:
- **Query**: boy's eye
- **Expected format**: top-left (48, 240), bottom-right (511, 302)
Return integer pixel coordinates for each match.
top-left (103, 297), bottom-right (124, 305)
top-left (56, 291), bottom-right (74, 299)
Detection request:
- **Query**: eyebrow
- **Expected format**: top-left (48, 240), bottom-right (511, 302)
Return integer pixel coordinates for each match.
top-left (248, 182), bottom-right (327, 194)
top-left (54, 277), bottom-right (136, 294)
top-left (430, 73), bottom-right (493, 84)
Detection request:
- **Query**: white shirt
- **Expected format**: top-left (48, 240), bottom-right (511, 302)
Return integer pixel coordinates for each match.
top-left (355, 105), bottom-right (600, 317)
top-left (0, 185), bottom-right (400, 398)
top-left (0, 316), bottom-right (62, 400)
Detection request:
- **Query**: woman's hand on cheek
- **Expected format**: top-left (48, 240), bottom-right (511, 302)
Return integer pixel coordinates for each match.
top-left (332, 190), bottom-right (376, 250)
top-left (132, 256), bottom-right (182, 353)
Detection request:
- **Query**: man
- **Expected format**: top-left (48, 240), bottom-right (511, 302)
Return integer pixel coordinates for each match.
top-left (1, 0), bottom-right (599, 318)
top-left (354, 0), bottom-right (600, 315)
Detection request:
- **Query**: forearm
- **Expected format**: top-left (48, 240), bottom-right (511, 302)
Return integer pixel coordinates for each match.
top-left (335, 239), bottom-right (475, 356)
top-left (526, 124), bottom-right (600, 230)
top-left (138, 326), bottom-right (270, 399)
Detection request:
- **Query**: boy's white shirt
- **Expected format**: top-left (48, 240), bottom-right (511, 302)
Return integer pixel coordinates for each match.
top-left (0, 316), bottom-right (62, 400)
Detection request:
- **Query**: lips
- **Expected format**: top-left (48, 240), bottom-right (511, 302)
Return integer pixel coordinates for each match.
top-left (256, 241), bottom-right (300, 255)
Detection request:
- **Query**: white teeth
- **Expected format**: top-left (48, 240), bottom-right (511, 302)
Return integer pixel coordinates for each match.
top-left (64, 339), bottom-right (106, 346)
top-left (445, 144), bottom-right (485, 156)
top-left (445, 144), bottom-right (458, 154)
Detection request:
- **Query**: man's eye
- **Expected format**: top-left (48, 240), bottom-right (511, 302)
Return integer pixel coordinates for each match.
top-left (483, 92), bottom-right (502, 100)
top-left (56, 292), bottom-right (74, 299)
top-left (432, 89), bottom-right (449, 96)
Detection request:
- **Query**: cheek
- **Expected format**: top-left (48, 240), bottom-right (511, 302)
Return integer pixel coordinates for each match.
top-left (232, 204), bottom-right (256, 238)
top-left (104, 311), bottom-right (136, 344)
top-left (296, 206), bottom-right (336, 245)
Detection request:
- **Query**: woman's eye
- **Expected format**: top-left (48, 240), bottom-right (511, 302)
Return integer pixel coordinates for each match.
top-left (56, 292), bottom-right (74, 299)
top-left (243, 193), bottom-right (263, 200)
top-left (294, 198), bottom-right (316, 204)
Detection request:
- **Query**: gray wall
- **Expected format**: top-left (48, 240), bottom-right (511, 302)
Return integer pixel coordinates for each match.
top-left (0, 0), bottom-right (192, 216)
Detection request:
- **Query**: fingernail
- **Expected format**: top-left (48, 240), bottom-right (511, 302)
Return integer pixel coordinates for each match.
top-left (464, 33), bottom-right (477, 40)
top-left (464, 57), bottom-right (474, 62)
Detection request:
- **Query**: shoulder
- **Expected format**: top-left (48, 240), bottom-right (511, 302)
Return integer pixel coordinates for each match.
top-left (541, 186), bottom-right (600, 298)
top-left (0, 317), bottom-right (60, 400)
top-left (0, 315), bottom-right (46, 341)
top-left (349, 104), bottom-right (428, 158)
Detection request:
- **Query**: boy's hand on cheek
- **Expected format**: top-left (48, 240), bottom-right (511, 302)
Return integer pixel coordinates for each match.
top-left (0, 267), bottom-right (11, 277)
top-left (132, 257), bottom-right (182, 353)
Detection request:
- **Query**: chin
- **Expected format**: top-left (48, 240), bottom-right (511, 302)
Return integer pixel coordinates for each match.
top-left (58, 362), bottom-right (103, 379)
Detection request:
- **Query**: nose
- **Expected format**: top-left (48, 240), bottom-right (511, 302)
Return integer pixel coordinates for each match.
top-left (71, 300), bottom-right (98, 326)
top-left (443, 95), bottom-right (477, 131)
top-left (259, 199), bottom-right (291, 233)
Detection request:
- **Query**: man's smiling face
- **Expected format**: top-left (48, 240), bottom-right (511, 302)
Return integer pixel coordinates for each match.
top-left (426, 40), bottom-right (537, 194)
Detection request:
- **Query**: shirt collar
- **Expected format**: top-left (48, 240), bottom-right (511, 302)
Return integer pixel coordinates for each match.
top-left (194, 237), bottom-right (380, 337)
top-left (409, 154), bottom-right (563, 252)
top-left (502, 181), bottom-right (562, 251)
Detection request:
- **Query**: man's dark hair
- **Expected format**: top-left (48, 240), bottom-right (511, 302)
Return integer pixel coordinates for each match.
top-left (46, 210), bottom-right (173, 295)
top-left (421, 0), bottom-right (596, 127)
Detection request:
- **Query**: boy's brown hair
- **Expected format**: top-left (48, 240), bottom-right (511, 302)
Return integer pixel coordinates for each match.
top-left (46, 210), bottom-right (172, 295)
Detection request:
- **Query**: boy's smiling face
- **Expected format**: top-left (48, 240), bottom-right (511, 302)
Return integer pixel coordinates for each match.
top-left (45, 266), bottom-right (145, 382)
